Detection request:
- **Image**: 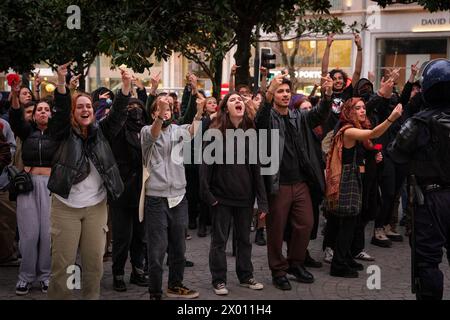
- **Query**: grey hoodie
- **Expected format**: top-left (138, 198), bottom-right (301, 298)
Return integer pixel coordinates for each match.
top-left (141, 123), bottom-right (192, 198)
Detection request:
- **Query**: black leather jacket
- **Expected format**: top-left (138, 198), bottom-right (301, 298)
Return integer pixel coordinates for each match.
top-left (255, 97), bottom-right (331, 195)
top-left (47, 88), bottom-right (129, 200)
top-left (9, 107), bottom-right (59, 167)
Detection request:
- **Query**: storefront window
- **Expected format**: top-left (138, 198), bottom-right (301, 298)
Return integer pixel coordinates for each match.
top-left (257, 39), bottom-right (353, 93)
top-left (376, 38), bottom-right (448, 90)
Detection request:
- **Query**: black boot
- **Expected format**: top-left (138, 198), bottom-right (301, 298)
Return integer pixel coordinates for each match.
top-left (113, 275), bottom-right (127, 292)
top-left (255, 228), bottom-right (266, 246)
top-left (197, 223), bottom-right (207, 237)
top-left (304, 250), bottom-right (323, 268)
top-left (130, 267), bottom-right (149, 287)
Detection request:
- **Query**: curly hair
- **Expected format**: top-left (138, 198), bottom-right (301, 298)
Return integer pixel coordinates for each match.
top-left (340, 97), bottom-right (373, 149)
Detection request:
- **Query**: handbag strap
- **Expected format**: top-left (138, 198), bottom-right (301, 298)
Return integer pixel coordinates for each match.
top-left (142, 144), bottom-right (155, 176)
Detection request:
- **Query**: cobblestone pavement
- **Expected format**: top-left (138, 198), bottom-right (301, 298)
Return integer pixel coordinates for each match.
top-left (1, 220), bottom-right (449, 300)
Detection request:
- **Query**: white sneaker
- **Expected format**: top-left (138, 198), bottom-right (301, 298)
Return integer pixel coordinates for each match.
top-left (213, 282), bottom-right (229, 295)
top-left (354, 251), bottom-right (375, 261)
top-left (323, 247), bottom-right (333, 264)
top-left (240, 278), bottom-right (264, 290)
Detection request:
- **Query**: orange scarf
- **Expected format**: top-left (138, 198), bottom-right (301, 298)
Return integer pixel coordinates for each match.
top-left (325, 124), bottom-right (353, 211)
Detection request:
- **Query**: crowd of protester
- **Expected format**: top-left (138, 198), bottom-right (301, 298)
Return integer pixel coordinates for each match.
top-left (0, 33), bottom-right (425, 299)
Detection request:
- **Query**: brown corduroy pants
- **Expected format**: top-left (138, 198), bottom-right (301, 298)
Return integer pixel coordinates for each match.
top-left (266, 182), bottom-right (313, 278)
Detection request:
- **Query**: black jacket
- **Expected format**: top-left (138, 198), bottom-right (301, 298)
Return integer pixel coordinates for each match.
top-left (199, 139), bottom-right (269, 213)
top-left (47, 88), bottom-right (129, 200)
top-left (107, 116), bottom-right (144, 208)
top-left (255, 97), bottom-right (331, 195)
top-left (9, 107), bottom-right (59, 167)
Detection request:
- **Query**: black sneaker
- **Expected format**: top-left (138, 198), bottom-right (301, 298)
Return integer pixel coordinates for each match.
top-left (149, 293), bottom-right (162, 300)
top-left (40, 280), bottom-right (49, 293)
top-left (188, 220), bottom-right (197, 230)
top-left (130, 267), bottom-right (149, 287)
top-left (287, 265), bottom-right (314, 283)
top-left (113, 275), bottom-right (127, 292)
top-left (304, 250), bottom-right (323, 268)
top-left (197, 223), bottom-right (207, 237)
top-left (15, 280), bottom-right (31, 296)
top-left (330, 264), bottom-right (359, 278)
top-left (346, 259), bottom-right (364, 271)
top-left (167, 283), bottom-right (199, 299)
top-left (272, 275), bottom-right (292, 291)
top-left (185, 260), bottom-right (194, 267)
top-left (255, 228), bottom-right (266, 246)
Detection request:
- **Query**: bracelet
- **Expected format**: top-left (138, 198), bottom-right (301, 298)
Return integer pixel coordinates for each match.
top-left (57, 82), bottom-right (66, 86)
top-left (357, 47), bottom-right (363, 51)
top-left (387, 118), bottom-right (394, 123)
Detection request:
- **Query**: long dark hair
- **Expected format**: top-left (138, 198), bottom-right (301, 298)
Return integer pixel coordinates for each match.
top-left (210, 91), bottom-right (255, 136)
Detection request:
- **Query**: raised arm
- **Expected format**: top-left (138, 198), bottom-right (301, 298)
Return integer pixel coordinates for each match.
top-left (305, 75), bottom-right (333, 128)
top-left (257, 73), bottom-right (287, 129)
top-left (259, 67), bottom-right (268, 93)
top-left (400, 61), bottom-right (419, 106)
top-left (145, 72), bottom-right (160, 116)
top-left (133, 76), bottom-right (148, 105)
top-left (351, 33), bottom-right (363, 87)
top-left (321, 34), bottom-right (334, 85)
top-left (178, 74), bottom-right (199, 125)
top-left (229, 64), bottom-right (238, 92)
top-left (48, 63), bottom-right (72, 141)
top-left (100, 68), bottom-right (132, 140)
top-left (344, 104), bottom-right (403, 142)
top-left (33, 70), bottom-right (42, 101)
top-left (188, 95), bottom-right (206, 137)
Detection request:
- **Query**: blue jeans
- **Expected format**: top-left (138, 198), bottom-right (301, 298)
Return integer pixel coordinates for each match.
top-left (144, 195), bottom-right (188, 294)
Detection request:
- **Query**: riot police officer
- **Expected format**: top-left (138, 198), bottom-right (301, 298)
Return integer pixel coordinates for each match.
top-left (388, 58), bottom-right (450, 300)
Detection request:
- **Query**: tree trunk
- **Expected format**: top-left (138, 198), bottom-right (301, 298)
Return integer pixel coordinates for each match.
top-left (233, 24), bottom-right (253, 88)
top-left (21, 72), bottom-right (30, 88)
top-left (212, 57), bottom-right (223, 100)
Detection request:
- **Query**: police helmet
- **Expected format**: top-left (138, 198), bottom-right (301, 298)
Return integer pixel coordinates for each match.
top-left (420, 58), bottom-right (450, 106)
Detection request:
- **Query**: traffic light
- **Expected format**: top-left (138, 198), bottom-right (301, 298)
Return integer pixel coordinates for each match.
top-left (260, 47), bottom-right (276, 70)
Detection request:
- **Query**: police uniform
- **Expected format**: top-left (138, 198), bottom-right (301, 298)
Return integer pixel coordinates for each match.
top-left (388, 58), bottom-right (450, 300)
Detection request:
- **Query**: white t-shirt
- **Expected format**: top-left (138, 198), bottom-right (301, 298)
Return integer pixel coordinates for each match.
top-left (55, 160), bottom-right (107, 208)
